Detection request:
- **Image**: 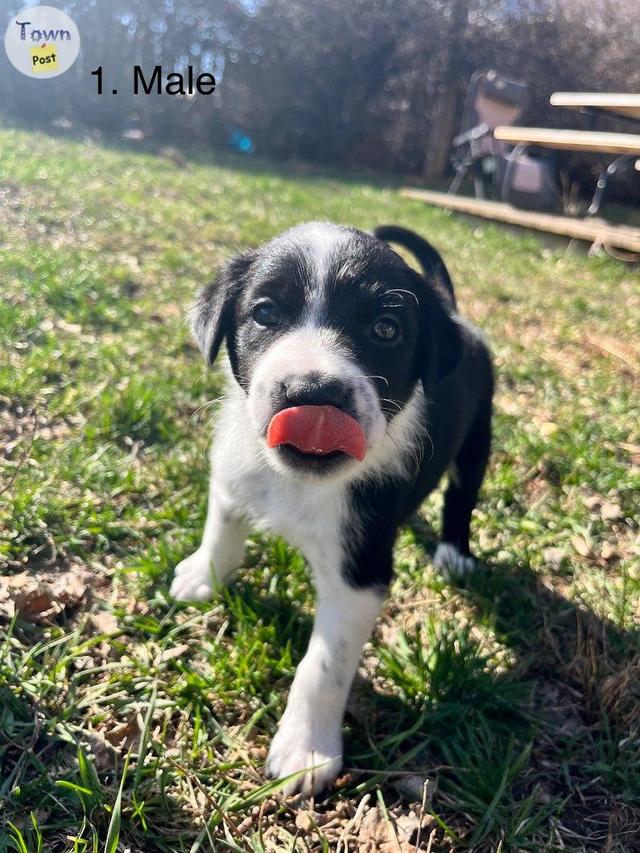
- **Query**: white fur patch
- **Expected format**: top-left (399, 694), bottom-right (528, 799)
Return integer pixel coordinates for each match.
top-left (266, 578), bottom-right (383, 795)
top-left (170, 481), bottom-right (249, 600)
top-left (297, 221), bottom-right (348, 305)
top-left (433, 542), bottom-right (476, 580)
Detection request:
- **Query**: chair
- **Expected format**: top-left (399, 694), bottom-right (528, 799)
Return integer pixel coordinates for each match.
top-left (449, 70), bottom-right (528, 198)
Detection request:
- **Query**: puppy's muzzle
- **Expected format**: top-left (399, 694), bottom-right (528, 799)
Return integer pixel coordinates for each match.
top-left (265, 373), bottom-right (367, 470)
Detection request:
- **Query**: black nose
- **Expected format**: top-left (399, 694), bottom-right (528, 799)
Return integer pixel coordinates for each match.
top-left (282, 373), bottom-right (350, 409)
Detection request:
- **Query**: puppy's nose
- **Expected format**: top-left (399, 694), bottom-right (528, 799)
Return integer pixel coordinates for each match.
top-left (283, 374), bottom-right (350, 409)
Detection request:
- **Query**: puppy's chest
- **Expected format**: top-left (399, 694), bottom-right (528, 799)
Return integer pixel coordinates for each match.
top-left (229, 464), bottom-right (347, 562)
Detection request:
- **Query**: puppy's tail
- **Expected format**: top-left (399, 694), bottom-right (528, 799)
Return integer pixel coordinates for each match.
top-left (374, 225), bottom-right (456, 307)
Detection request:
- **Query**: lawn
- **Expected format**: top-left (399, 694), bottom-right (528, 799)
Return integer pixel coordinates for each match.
top-left (1, 126), bottom-right (639, 852)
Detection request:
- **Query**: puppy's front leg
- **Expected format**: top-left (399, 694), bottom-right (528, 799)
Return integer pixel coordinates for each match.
top-left (266, 571), bottom-right (383, 795)
top-left (170, 481), bottom-right (249, 601)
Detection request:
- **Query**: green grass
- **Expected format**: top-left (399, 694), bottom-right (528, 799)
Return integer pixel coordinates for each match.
top-left (1, 126), bottom-right (639, 851)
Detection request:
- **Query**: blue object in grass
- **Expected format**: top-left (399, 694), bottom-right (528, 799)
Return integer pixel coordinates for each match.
top-left (229, 129), bottom-right (254, 154)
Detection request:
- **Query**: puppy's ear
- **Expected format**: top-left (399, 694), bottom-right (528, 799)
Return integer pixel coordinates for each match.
top-left (191, 251), bottom-right (255, 364)
top-left (375, 224), bottom-right (456, 309)
top-left (417, 286), bottom-right (464, 391)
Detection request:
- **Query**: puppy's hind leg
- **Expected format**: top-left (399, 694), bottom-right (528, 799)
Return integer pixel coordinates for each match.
top-left (170, 482), bottom-right (249, 601)
top-left (434, 400), bottom-right (492, 580)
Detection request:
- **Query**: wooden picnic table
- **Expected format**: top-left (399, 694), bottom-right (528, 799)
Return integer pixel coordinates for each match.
top-left (550, 92), bottom-right (640, 122)
top-left (493, 127), bottom-right (640, 155)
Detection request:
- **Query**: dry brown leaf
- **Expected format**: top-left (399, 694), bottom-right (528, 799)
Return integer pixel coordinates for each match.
top-left (0, 570), bottom-right (87, 622)
top-left (601, 542), bottom-right (619, 562)
top-left (571, 536), bottom-right (592, 558)
top-left (80, 730), bottom-right (118, 771)
top-left (357, 806), bottom-right (399, 852)
top-left (584, 495), bottom-right (602, 511)
top-left (357, 805), bottom-right (433, 852)
top-left (56, 319), bottom-right (83, 334)
top-left (539, 421), bottom-right (558, 438)
top-left (600, 500), bottom-right (623, 521)
top-left (295, 811), bottom-right (315, 832)
top-left (101, 715), bottom-right (139, 749)
top-left (543, 547), bottom-right (565, 567)
top-left (88, 611), bottom-right (119, 634)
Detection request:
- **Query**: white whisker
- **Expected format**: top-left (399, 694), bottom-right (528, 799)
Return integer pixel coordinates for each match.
top-left (386, 288), bottom-right (419, 306)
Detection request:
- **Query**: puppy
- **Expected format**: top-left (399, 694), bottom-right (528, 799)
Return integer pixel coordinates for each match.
top-left (171, 222), bottom-right (493, 795)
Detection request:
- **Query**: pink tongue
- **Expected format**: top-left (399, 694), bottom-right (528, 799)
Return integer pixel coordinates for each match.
top-left (266, 405), bottom-right (366, 461)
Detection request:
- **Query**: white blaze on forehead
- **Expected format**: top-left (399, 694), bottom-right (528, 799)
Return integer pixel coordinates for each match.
top-left (302, 223), bottom-right (347, 281)
top-left (261, 222), bottom-right (353, 324)
top-left (251, 325), bottom-right (349, 385)
top-left (291, 223), bottom-right (350, 315)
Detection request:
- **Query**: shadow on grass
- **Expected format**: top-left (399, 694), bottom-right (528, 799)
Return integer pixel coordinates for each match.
top-left (404, 516), bottom-right (640, 840)
top-left (408, 512), bottom-right (640, 665)
top-left (222, 570), bottom-right (552, 848)
top-left (225, 514), bottom-right (640, 846)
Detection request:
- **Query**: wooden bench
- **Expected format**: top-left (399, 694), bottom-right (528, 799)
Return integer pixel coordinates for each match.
top-left (399, 188), bottom-right (640, 254)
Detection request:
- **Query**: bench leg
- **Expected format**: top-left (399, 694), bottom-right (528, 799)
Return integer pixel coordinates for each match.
top-left (449, 165), bottom-right (467, 195)
top-left (472, 159), bottom-right (485, 199)
top-left (587, 155), bottom-right (634, 216)
top-left (500, 143), bottom-right (529, 204)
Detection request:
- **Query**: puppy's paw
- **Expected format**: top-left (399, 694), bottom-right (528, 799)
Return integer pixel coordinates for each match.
top-left (266, 708), bottom-right (342, 796)
top-left (433, 542), bottom-right (476, 581)
top-left (170, 550), bottom-right (215, 601)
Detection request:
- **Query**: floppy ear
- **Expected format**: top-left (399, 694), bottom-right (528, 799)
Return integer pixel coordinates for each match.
top-left (191, 251), bottom-right (255, 365)
top-left (417, 287), bottom-right (464, 391)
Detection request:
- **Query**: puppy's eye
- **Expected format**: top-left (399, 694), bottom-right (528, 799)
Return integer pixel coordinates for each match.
top-left (371, 315), bottom-right (401, 343)
top-left (252, 299), bottom-right (281, 327)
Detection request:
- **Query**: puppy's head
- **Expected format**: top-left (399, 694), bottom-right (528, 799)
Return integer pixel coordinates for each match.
top-left (193, 223), bottom-right (461, 480)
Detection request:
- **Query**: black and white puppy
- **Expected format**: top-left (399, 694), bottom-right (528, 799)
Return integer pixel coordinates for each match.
top-left (170, 222), bottom-right (493, 795)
